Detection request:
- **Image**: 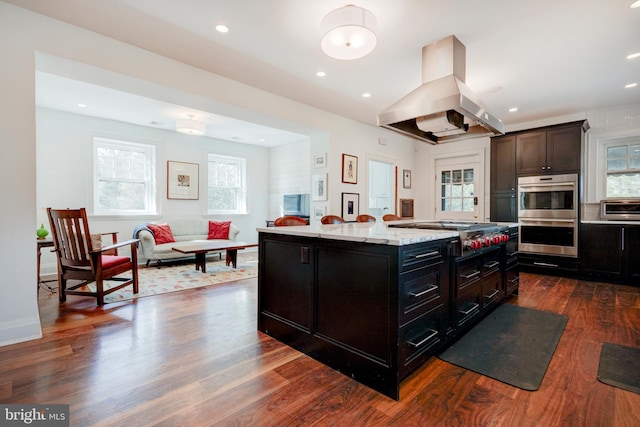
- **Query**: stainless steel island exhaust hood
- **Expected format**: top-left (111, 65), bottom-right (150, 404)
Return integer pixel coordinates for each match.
top-left (377, 35), bottom-right (504, 144)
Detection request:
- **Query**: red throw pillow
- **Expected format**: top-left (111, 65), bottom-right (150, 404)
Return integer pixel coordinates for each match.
top-left (148, 223), bottom-right (175, 245)
top-left (208, 221), bottom-right (231, 239)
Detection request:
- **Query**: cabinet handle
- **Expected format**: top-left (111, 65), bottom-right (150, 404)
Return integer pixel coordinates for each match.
top-left (509, 276), bottom-right (520, 284)
top-left (622, 227), bottom-right (625, 251)
top-left (300, 246), bottom-right (309, 264)
top-left (409, 284), bottom-right (438, 298)
top-left (413, 250), bottom-right (440, 259)
top-left (533, 261), bottom-right (559, 268)
top-left (459, 303), bottom-right (480, 316)
top-left (484, 289), bottom-right (500, 300)
top-left (484, 261), bottom-right (500, 269)
top-left (460, 270), bottom-right (480, 279)
top-left (408, 329), bottom-right (438, 348)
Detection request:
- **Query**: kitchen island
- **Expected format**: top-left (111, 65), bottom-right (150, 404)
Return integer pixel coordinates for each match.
top-left (257, 221), bottom-right (516, 400)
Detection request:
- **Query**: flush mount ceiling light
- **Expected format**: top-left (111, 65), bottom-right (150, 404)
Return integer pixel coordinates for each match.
top-left (320, 5), bottom-right (377, 60)
top-left (176, 114), bottom-right (206, 136)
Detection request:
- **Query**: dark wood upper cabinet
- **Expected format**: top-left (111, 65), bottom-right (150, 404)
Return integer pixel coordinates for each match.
top-left (515, 131), bottom-right (547, 175)
top-left (515, 122), bottom-right (584, 176)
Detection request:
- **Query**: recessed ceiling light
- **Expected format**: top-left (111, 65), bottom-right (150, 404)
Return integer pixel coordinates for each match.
top-left (509, 107), bottom-right (518, 112)
top-left (215, 24), bottom-right (229, 33)
top-left (362, 93), bottom-right (371, 98)
top-left (627, 52), bottom-right (640, 59)
top-left (77, 103), bottom-right (87, 108)
top-left (316, 71), bottom-right (326, 77)
top-left (631, 0), bottom-right (640, 8)
top-left (625, 82), bottom-right (638, 89)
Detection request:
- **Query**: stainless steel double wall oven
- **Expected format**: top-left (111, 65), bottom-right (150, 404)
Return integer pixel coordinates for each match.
top-left (517, 173), bottom-right (579, 257)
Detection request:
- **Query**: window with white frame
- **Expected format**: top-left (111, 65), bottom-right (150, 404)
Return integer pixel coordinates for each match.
top-left (93, 138), bottom-right (156, 215)
top-left (605, 139), bottom-right (640, 198)
top-left (207, 154), bottom-right (247, 214)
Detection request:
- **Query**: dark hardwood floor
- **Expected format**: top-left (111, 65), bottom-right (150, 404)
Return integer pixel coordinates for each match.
top-left (2, 273), bottom-right (639, 426)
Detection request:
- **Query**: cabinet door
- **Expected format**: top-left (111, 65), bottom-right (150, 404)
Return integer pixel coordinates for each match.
top-left (625, 226), bottom-right (640, 280)
top-left (491, 135), bottom-right (516, 192)
top-left (547, 125), bottom-right (581, 173)
top-left (580, 224), bottom-right (624, 277)
top-left (315, 246), bottom-right (393, 362)
top-left (491, 193), bottom-right (516, 222)
top-left (516, 131), bottom-right (547, 175)
top-left (259, 239), bottom-right (313, 331)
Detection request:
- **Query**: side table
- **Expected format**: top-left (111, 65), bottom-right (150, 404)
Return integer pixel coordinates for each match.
top-left (37, 239), bottom-right (56, 292)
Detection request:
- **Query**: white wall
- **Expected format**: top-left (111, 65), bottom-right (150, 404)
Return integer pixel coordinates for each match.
top-left (36, 108), bottom-right (270, 275)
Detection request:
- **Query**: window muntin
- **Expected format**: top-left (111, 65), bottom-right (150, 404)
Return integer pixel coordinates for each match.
top-left (441, 168), bottom-right (474, 212)
top-left (605, 141), bottom-right (640, 198)
top-left (93, 138), bottom-right (156, 215)
top-left (207, 154), bottom-right (247, 214)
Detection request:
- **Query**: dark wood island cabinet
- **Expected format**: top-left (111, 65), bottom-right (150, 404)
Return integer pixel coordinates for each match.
top-left (258, 223), bottom-right (518, 400)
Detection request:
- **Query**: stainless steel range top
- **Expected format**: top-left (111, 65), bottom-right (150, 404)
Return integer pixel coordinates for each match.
top-left (389, 221), bottom-right (509, 256)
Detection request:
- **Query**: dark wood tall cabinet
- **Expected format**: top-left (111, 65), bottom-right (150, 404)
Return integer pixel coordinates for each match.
top-left (490, 135), bottom-right (517, 222)
top-left (490, 121), bottom-right (586, 223)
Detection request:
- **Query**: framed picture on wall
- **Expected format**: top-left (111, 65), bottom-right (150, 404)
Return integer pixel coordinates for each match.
top-left (403, 169), bottom-right (412, 189)
top-left (313, 153), bottom-right (327, 168)
top-left (341, 192), bottom-right (359, 222)
top-left (400, 198), bottom-right (414, 218)
top-left (342, 154), bottom-right (358, 184)
top-left (312, 174), bottom-right (328, 201)
top-left (167, 161), bottom-right (199, 200)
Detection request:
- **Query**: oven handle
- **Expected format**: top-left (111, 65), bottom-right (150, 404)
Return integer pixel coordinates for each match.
top-left (518, 182), bottom-right (575, 191)
top-left (519, 218), bottom-right (577, 225)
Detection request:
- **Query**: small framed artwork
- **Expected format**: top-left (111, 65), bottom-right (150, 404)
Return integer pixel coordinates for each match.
top-left (400, 198), bottom-right (414, 218)
top-left (342, 153), bottom-right (358, 184)
top-left (403, 169), bottom-right (412, 189)
top-left (312, 174), bottom-right (328, 201)
top-left (313, 153), bottom-right (327, 168)
top-left (167, 161), bottom-right (199, 200)
top-left (313, 205), bottom-right (327, 220)
top-left (341, 192), bottom-right (360, 222)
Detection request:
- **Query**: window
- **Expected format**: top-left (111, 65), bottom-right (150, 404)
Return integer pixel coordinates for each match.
top-left (440, 168), bottom-right (475, 212)
top-left (93, 138), bottom-right (156, 215)
top-left (207, 154), bottom-right (247, 214)
top-left (605, 140), bottom-right (640, 198)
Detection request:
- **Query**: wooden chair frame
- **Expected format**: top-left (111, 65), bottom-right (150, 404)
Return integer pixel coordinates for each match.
top-left (320, 215), bottom-right (345, 224)
top-left (47, 208), bottom-right (139, 305)
top-left (274, 216), bottom-right (308, 226)
top-left (356, 214), bottom-right (376, 223)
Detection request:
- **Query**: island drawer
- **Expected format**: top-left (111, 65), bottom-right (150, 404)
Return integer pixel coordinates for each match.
top-left (455, 284), bottom-right (482, 331)
top-left (399, 306), bottom-right (446, 379)
top-left (399, 262), bottom-right (446, 326)
top-left (400, 241), bottom-right (445, 273)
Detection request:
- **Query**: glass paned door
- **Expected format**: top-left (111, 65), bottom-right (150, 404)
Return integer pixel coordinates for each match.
top-left (436, 164), bottom-right (479, 221)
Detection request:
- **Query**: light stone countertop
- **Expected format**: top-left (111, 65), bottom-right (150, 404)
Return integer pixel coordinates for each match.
top-left (257, 220), bottom-right (459, 246)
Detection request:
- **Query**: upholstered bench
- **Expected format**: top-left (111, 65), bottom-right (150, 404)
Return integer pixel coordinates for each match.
top-left (134, 219), bottom-right (240, 266)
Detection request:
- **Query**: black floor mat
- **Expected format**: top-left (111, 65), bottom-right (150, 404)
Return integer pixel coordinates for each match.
top-left (439, 304), bottom-right (568, 391)
top-left (598, 342), bottom-right (640, 395)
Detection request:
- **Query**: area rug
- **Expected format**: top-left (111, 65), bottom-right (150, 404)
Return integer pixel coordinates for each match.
top-left (598, 342), bottom-right (640, 395)
top-left (93, 252), bottom-right (258, 303)
top-left (438, 304), bottom-right (568, 391)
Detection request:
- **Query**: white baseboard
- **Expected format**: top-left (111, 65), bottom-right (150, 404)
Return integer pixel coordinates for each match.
top-left (0, 318), bottom-right (42, 347)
